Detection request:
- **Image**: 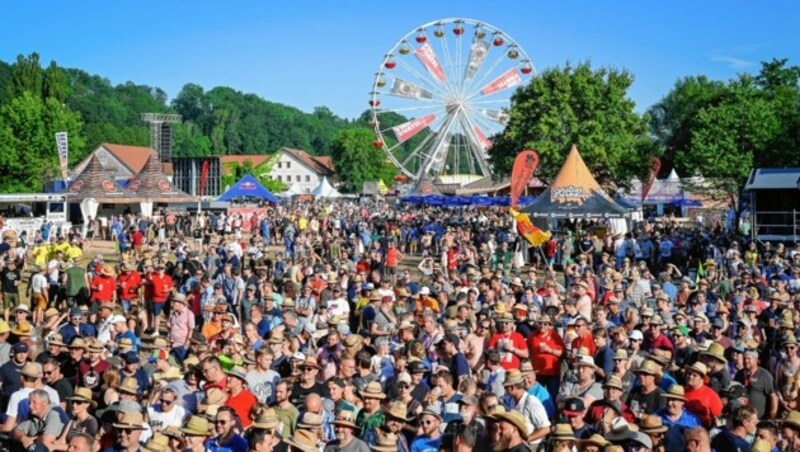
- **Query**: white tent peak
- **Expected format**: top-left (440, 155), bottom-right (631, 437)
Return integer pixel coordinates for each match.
top-left (666, 169), bottom-right (680, 182)
top-left (311, 178), bottom-right (342, 198)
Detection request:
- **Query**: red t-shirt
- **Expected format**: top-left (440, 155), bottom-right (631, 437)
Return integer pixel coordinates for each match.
top-left (90, 275), bottom-right (115, 303)
top-left (685, 384), bottom-right (723, 428)
top-left (149, 273), bottom-right (174, 303)
top-left (386, 248), bottom-right (400, 268)
top-left (132, 230), bottom-right (144, 247)
top-left (117, 271), bottom-right (142, 301)
top-left (572, 333), bottom-right (597, 357)
top-left (487, 332), bottom-right (527, 371)
top-left (528, 331), bottom-right (565, 377)
top-left (225, 389), bottom-right (258, 428)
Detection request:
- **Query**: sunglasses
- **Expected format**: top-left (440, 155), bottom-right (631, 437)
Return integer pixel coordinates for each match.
top-left (160, 399), bottom-right (174, 405)
top-left (214, 420), bottom-right (228, 425)
top-left (398, 384), bottom-right (410, 389)
top-left (117, 428), bottom-right (136, 434)
top-left (421, 420), bottom-right (435, 426)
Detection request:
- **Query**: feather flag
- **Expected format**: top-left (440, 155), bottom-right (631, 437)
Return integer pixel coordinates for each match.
top-left (641, 157), bottom-right (662, 203)
top-left (510, 149), bottom-right (540, 208)
top-left (510, 208), bottom-right (551, 247)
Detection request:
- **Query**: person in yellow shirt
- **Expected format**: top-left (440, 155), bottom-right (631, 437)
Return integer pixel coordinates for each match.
top-left (297, 216), bottom-right (308, 232)
top-left (65, 244), bottom-right (83, 262)
top-left (54, 237), bottom-right (71, 257)
top-left (31, 240), bottom-right (48, 267)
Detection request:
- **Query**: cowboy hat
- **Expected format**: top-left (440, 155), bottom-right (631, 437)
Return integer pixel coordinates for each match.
top-left (492, 410), bottom-right (529, 437)
top-left (67, 387), bottom-right (97, 408)
top-left (550, 423), bottom-right (577, 441)
top-left (117, 377), bottom-right (140, 395)
top-left (701, 343), bottom-right (728, 363)
top-left (634, 360), bottom-right (661, 376)
top-left (661, 384), bottom-right (686, 401)
top-left (284, 429), bottom-right (318, 452)
top-left (181, 415), bottom-right (213, 437)
top-left (224, 366), bottom-right (248, 382)
top-left (579, 434), bottom-right (609, 448)
top-left (638, 415), bottom-right (668, 434)
top-left (251, 409), bottom-right (281, 430)
top-left (300, 356), bottom-right (322, 371)
top-left (371, 433), bottom-right (400, 452)
top-left (331, 409), bottom-right (358, 429)
top-left (783, 410), bottom-right (800, 431)
top-left (383, 401), bottom-right (411, 422)
top-left (603, 375), bottom-right (624, 391)
top-left (359, 381), bottom-right (386, 400)
top-left (154, 367), bottom-right (183, 382)
top-left (113, 410), bottom-right (146, 430)
top-left (605, 417), bottom-right (634, 442)
top-left (685, 361), bottom-right (708, 377)
top-left (20, 362), bottom-right (43, 379)
top-left (10, 321), bottom-right (34, 337)
top-left (503, 370), bottom-right (525, 387)
top-left (296, 412), bottom-right (323, 429)
top-left (100, 264), bottom-right (116, 277)
top-left (142, 433), bottom-right (169, 452)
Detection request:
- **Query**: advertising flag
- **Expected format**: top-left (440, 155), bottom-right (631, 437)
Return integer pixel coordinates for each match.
top-left (480, 68), bottom-right (522, 96)
top-left (510, 209), bottom-right (551, 247)
top-left (392, 114), bottom-right (436, 143)
top-left (415, 43), bottom-right (447, 83)
top-left (390, 78), bottom-right (434, 100)
top-left (465, 39), bottom-right (490, 80)
top-left (641, 157), bottom-right (662, 202)
top-left (510, 149), bottom-right (540, 208)
top-left (55, 132), bottom-right (69, 179)
top-left (472, 126), bottom-right (492, 151)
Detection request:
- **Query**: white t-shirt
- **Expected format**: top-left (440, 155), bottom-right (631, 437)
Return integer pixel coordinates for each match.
top-left (30, 273), bottom-right (48, 294)
top-left (147, 404), bottom-right (187, 431)
top-left (326, 298), bottom-right (350, 318)
top-left (7, 386), bottom-right (61, 419)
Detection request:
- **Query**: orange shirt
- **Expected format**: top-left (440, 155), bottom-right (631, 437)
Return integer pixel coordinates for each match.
top-left (202, 320), bottom-right (222, 341)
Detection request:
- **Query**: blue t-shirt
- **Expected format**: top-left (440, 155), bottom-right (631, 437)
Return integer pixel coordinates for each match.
top-left (411, 436), bottom-right (442, 452)
top-left (205, 434), bottom-right (248, 452)
top-left (710, 429), bottom-right (751, 452)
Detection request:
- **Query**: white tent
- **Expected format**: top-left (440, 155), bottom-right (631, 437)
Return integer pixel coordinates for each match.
top-left (311, 178), bottom-right (342, 198)
top-left (280, 182), bottom-right (304, 198)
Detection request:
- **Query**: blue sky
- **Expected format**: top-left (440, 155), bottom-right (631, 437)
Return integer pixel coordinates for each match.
top-left (2, 1), bottom-right (799, 119)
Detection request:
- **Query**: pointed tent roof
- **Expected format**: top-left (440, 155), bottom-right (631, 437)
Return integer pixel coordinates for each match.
top-left (218, 173), bottom-right (278, 202)
top-left (311, 177), bottom-right (342, 198)
top-left (67, 155), bottom-right (138, 203)
top-left (280, 182), bottom-right (304, 198)
top-left (127, 155), bottom-right (197, 203)
top-left (520, 145), bottom-right (630, 218)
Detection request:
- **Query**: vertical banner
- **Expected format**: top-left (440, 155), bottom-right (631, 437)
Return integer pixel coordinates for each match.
top-left (55, 132), bottom-right (69, 179)
top-left (510, 149), bottom-right (540, 208)
top-left (641, 157), bottom-right (662, 203)
top-left (415, 43), bottom-right (447, 82)
top-left (199, 159), bottom-right (210, 196)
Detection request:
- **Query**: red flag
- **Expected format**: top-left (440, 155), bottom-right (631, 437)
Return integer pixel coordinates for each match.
top-left (641, 157), bottom-right (662, 202)
top-left (510, 150), bottom-right (540, 208)
top-left (199, 159), bottom-right (210, 196)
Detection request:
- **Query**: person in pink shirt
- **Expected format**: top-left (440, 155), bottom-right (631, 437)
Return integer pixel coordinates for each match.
top-left (167, 293), bottom-right (195, 362)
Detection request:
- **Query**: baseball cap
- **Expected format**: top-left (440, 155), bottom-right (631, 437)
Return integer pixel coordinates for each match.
top-left (12, 342), bottom-right (29, 353)
top-left (563, 397), bottom-right (586, 416)
top-left (628, 330), bottom-right (644, 341)
top-left (123, 351), bottom-right (140, 364)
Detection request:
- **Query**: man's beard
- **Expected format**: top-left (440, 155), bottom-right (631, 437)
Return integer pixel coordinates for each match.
top-left (493, 434), bottom-right (511, 451)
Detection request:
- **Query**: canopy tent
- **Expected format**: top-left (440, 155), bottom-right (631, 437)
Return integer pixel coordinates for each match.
top-left (67, 155), bottom-right (138, 204)
top-left (625, 169), bottom-right (685, 205)
top-left (218, 173), bottom-right (279, 203)
top-left (400, 195), bottom-right (537, 207)
top-left (280, 182), bottom-right (304, 198)
top-left (520, 145), bottom-right (630, 218)
top-left (127, 155), bottom-right (198, 204)
top-left (311, 178), bottom-right (342, 198)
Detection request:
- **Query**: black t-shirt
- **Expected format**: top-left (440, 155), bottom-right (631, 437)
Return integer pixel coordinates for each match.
top-left (579, 239), bottom-right (594, 254)
top-left (291, 382), bottom-right (328, 406)
top-left (0, 268), bottom-right (20, 294)
top-left (626, 386), bottom-right (666, 415)
top-left (51, 377), bottom-right (74, 410)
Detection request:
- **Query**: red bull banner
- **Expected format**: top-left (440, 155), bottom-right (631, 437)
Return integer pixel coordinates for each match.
top-left (480, 68), bottom-right (522, 95)
top-left (415, 43), bottom-right (446, 82)
top-left (510, 150), bottom-right (540, 208)
top-left (392, 114), bottom-right (436, 143)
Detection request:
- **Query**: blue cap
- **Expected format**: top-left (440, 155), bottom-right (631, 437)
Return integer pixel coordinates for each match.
top-left (12, 342), bottom-right (28, 353)
top-left (123, 351), bottom-right (140, 364)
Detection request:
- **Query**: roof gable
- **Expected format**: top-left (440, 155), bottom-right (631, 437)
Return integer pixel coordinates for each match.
top-left (100, 143), bottom-right (167, 175)
top-left (280, 148), bottom-right (334, 176)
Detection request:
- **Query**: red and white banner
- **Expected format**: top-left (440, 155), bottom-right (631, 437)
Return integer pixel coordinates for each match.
top-left (472, 126), bottom-right (492, 151)
top-left (415, 43), bottom-right (446, 82)
top-left (480, 68), bottom-right (522, 95)
top-left (482, 109), bottom-right (510, 125)
top-left (391, 78), bottom-right (433, 100)
top-left (227, 207), bottom-right (268, 232)
top-left (392, 114), bottom-right (436, 143)
top-left (55, 132), bottom-right (69, 180)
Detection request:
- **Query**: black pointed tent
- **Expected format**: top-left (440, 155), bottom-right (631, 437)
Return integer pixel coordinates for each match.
top-left (520, 145), bottom-right (630, 218)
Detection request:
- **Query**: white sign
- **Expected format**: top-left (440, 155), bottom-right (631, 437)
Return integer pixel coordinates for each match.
top-left (55, 132), bottom-right (69, 179)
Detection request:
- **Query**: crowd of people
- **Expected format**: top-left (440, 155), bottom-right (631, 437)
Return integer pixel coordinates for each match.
top-left (0, 199), bottom-right (799, 452)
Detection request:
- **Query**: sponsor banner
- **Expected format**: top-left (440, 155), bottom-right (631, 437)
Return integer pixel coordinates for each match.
top-left (227, 207), bottom-right (268, 232)
top-left (551, 185), bottom-right (590, 204)
top-left (480, 68), bottom-right (522, 96)
top-left (429, 133), bottom-right (451, 173)
top-left (465, 40), bottom-right (490, 80)
top-left (510, 150), bottom-right (540, 208)
top-left (415, 43), bottom-right (446, 82)
top-left (392, 114), bottom-right (436, 143)
top-left (55, 132), bottom-right (69, 179)
top-left (481, 109), bottom-right (509, 125)
top-left (641, 157), bottom-right (662, 203)
top-left (390, 78), bottom-right (434, 100)
top-left (472, 126), bottom-right (492, 151)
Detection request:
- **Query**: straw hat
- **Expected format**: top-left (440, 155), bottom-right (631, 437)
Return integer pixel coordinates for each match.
top-left (492, 410), bottom-right (529, 437)
top-left (332, 410), bottom-right (358, 429)
top-left (359, 381), bottom-right (386, 400)
top-left (20, 362), bottom-right (43, 379)
top-left (371, 432), bottom-right (399, 452)
top-left (117, 377), bottom-right (140, 395)
top-left (603, 375), bottom-right (624, 391)
top-left (300, 356), bottom-right (322, 370)
top-left (612, 349), bottom-right (629, 360)
top-left (284, 429), bottom-right (319, 452)
top-left (579, 434), bottom-right (609, 448)
top-left (383, 401), bottom-right (411, 422)
top-left (520, 361), bottom-right (534, 376)
top-left (47, 333), bottom-right (65, 347)
top-left (296, 412), bottom-right (323, 429)
top-left (503, 370), bottom-right (525, 387)
top-left (142, 433), bottom-right (169, 452)
top-left (685, 361), bottom-right (708, 377)
top-left (344, 334), bottom-right (363, 349)
top-left (605, 417), bottom-right (634, 442)
top-left (68, 338), bottom-right (87, 350)
top-left (251, 408), bottom-right (280, 430)
top-left (701, 343), bottom-right (728, 363)
top-left (634, 360), bottom-right (661, 376)
top-left (11, 321), bottom-right (34, 337)
top-left (100, 264), bottom-right (116, 277)
top-left (162, 425), bottom-right (183, 441)
top-left (661, 384), bottom-right (686, 401)
top-left (44, 308), bottom-right (60, 319)
top-left (153, 367), bottom-right (182, 382)
top-left (639, 415), bottom-right (668, 434)
top-left (550, 423), bottom-right (577, 441)
top-left (0, 320), bottom-right (9, 335)
top-left (113, 411), bottom-right (145, 429)
top-left (224, 366), bottom-right (248, 382)
top-left (68, 387), bottom-right (97, 408)
top-left (782, 410), bottom-right (800, 431)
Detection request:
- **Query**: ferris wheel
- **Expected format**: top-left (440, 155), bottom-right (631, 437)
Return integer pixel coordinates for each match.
top-left (369, 18), bottom-right (535, 183)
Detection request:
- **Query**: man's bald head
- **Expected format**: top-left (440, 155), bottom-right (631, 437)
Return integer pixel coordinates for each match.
top-left (305, 393), bottom-right (322, 413)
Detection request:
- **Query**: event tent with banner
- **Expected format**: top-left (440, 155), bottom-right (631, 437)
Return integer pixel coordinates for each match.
top-left (218, 173), bottom-right (279, 203)
top-left (280, 182), bottom-right (304, 198)
top-left (311, 177), bottom-right (342, 199)
top-left (400, 194), bottom-right (537, 207)
top-left (520, 145), bottom-right (631, 219)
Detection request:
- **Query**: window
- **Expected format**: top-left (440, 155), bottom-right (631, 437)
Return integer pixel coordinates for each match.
top-left (276, 175), bottom-right (281, 182)
top-left (296, 175), bottom-right (301, 182)
top-left (277, 162), bottom-right (281, 169)
top-left (286, 161), bottom-right (291, 169)
top-left (305, 175), bottom-right (310, 182)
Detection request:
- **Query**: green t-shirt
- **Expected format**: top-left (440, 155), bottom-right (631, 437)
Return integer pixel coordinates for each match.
top-left (65, 266), bottom-right (86, 297)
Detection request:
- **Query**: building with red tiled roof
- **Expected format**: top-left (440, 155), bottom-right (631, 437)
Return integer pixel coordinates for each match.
top-left (71, 143), bottom-right (173, 179)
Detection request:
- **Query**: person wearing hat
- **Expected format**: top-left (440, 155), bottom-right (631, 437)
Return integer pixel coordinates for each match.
top-left (490, 409), bottom-right (531, 452)
top-left (679, 361), bottom-right (722, 429)
top-left (578, 433), bottom-right (609, 452)
top-left (207, 406), bottom-right (248, 452)
top-left (409, 406), bottom-right (443, 452)
top-left (355, 381), bottom-right (386, 446)
top-left (527, 313), bottom-right (565, 399)
top-left (627, 360), bottom-right (666, 415)
top-left (88, 263), bottom-right (116, 317)
top-left (638, 415), bottom-right (668, 451)
top-left (698, 342), bottom-right (730, 394)
top-left (167, 291), bottom-right (195, 362)
top-left (735, 347), bottom-right (778, 420)
top-left (503, 369), bottom-right (550, 443)
top-left (657, 384), bottom-right (702, 451)
top-left (558, 355), bottom-right (603, 411)
top-left (108, 409), bottom-right (147, 451)
top-left (488, 311), bottom-right (528, 372)
top-left (380, 401), bottom-right (413, 452)
top-left (147, 385), bottom-right (187, 434)
top-left (244, 409), bottom-right (281, 451)
top-left (222, 366), bottom-right (257, 429)
top-left (116, 261), bottom-right (141, 315)
top-left (145, 260), bottom-right (174, 337)
top-left (57, 306), bottom-right (96, 348)
top-left (325, 409), bottom-right (368, 452)
top-left (77, 338), bottom-right (110, 395)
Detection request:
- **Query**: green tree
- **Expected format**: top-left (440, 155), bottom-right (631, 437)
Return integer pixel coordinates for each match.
top-left (489, 61), bottom-right (654, 188)
top-left (331, 128), bottom-right (396, 192)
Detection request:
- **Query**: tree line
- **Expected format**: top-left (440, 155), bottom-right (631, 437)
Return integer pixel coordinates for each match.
top-left (0, 53), bottom-right (798, 196)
